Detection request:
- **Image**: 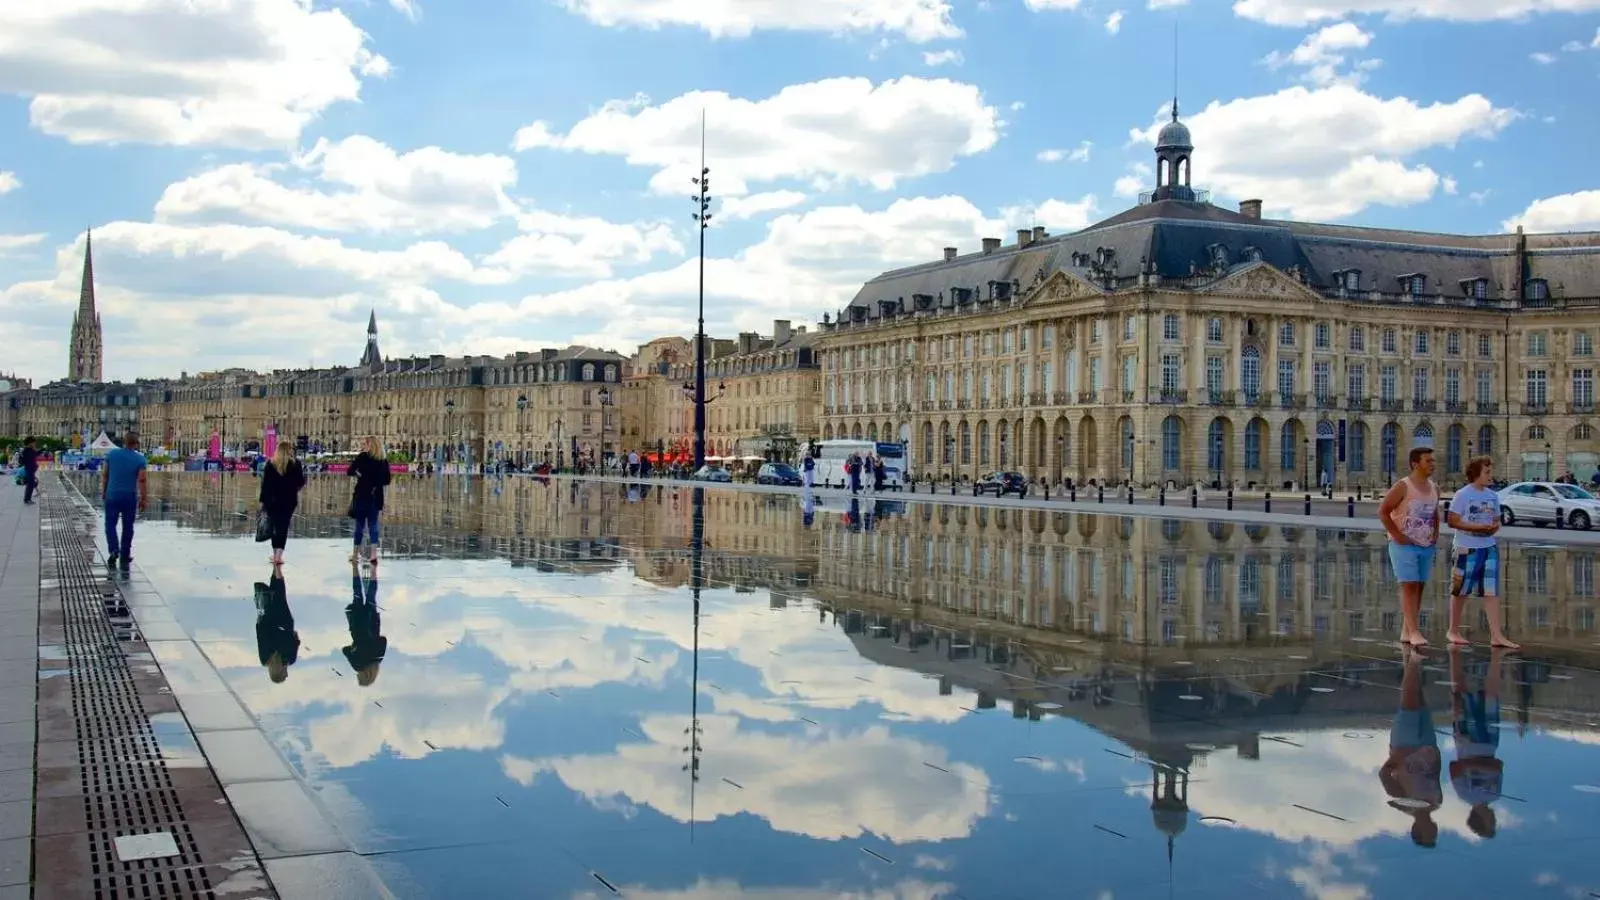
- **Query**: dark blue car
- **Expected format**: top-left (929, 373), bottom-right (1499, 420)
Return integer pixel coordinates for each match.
top-left (756, 463), bottom-right (803, 486)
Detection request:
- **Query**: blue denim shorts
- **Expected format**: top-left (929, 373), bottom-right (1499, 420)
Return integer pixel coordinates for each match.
top-left (1388, 543), bottom-right (1436, 584)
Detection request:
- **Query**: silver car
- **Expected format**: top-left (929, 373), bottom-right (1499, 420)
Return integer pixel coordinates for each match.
top-left (1496, 481), bottom-right (1600, 530)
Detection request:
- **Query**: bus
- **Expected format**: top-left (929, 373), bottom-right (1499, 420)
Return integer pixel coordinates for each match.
top-left (810, 440), bottom-right (909, 491)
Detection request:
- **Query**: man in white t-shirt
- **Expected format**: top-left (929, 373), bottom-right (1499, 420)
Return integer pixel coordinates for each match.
top-left (1445, 456), bottom-right (1518, 648)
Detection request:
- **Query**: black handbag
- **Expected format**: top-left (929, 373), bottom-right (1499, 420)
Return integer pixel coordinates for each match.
top-left (254, 510), bottom-right (272, 543)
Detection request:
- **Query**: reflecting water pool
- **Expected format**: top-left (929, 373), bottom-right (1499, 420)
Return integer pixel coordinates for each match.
top-left (72, 473), bottom-right (1600, 899)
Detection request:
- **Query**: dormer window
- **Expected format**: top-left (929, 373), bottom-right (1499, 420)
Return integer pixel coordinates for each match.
top-left (1460, 277), bottom-right (1488, 300)
top-left (990, 281), bottom-right (1013, 302)
top-left (1207, 243), bottom-right (1229, 268)
top-left (952, 287), bottom-right (974, 305)
top-left (1527, 279), bottom-right (1550, 301)
top-left (1399, 274), bottom-right (1426, 296)
top-left (1342, 270), bottom-right (1361, 291)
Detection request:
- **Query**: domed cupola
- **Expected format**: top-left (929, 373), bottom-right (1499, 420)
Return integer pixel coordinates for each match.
top-left (1152, 99), bottom-right (1197, 203)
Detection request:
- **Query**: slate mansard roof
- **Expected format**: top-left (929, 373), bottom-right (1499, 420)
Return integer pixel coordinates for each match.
top-left (844, 197), bottom-right (1600, 324)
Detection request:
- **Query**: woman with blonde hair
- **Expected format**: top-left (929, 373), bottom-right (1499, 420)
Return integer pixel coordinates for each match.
top-left (348, 436), bottom-right (392, 564)
top-left (258, 442), bottom-right (306, 565)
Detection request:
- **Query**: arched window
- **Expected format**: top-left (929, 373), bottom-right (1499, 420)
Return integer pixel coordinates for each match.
top-left (1526, 425), bottom-right (1546, 441)
top-left (1241, 346), bottom-right (1262, 400)
top-left (851, 423), bottom-right (862, 440)
top-left (581, 363), bottom-right (595, 381)
top-left (1280, 421), bottom-right (1297, 472)
top-left (604, 364), bottom-right (617, 382)
top-left (960, 421), bottom-right (973, 465)
top-left (978, 421), bottom-right (991, 466)
top-left (867, 423), bottom-right (878, 442)
top-left (1350, 422), bottom-right (1367, 472)
top-left (940, 422), bottom-right (953, 464)
top-left (922, 422), bottom-right (934, 465)
top-left (1207, 419), bottom-right (1226, 472)
top-left (1446, 424), bottom-right (1464, 473)
top-left (1414, 423), bottom-right (1434, 447)
top-left (1120, 418), bottom-right (1135, 472)
top-left (1245, 419), bottom-right (1264, 470)
top-left (1477, 424), bottom-right (1494, 457)
top-left (1162, 416), bottom-right (1182, 470)
top-left (1382, 423), bottom-right (1399, 475)
top-left (998, 420), bottom-right (1010, 466)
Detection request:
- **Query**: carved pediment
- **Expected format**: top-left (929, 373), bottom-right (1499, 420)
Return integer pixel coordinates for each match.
top-left (1023, 270), bottom-right (1105, 307)
top-left (1203, 262), bottom-right (1321, 302)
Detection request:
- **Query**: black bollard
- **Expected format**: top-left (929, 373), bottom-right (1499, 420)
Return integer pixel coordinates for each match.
top-left (1097, 484), bottom-right (1104, 504)
top-left (1265, 491), bottom-right (1272, 513)
top-left (951, 480), bottom-right (957, 496)
top-left (1191, 485), bottom-right (1198, 508)
top-left (1070, 485), bottom-right (1077, 503)
top-left (1347, 496), bottom-right (1355, 518)
top-left (1126, 485), bottom-right (1134, 505)
top-left (1044, 483), bottom-right (1050, 501)
top-left (1226, 487), bottom-right (1234, 511)
top-left (1159, 487), bottom-right (1166, 507)
top-left (1304, 493), bottom-right (1312, 516)
top-left (1556, 505), bottom-right (1565, 529)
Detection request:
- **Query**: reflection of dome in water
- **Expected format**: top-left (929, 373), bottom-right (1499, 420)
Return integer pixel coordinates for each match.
top-left (1152, 801), bottom-right (1190, 838)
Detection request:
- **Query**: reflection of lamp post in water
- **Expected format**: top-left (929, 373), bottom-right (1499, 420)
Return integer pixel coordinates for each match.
top-left (684, 486), bottom-right (706, 838)
top-left (598, 386), bottom-right (614, 472)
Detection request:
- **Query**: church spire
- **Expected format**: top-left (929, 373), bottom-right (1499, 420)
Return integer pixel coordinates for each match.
top-left (68, 229), bottom-right (104, 382)
top-left (359, 308), bottom-right (384, 372)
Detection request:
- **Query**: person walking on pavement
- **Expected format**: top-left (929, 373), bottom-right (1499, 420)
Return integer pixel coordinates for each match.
top-left (17, 437), bottom-right (40, 505)
top-left (259, 442), bottom-right (307, 566)
top-left (1379, 447), bottom-right (1440, 648)
top-left (873, 456), bottom-right (886, 493)
top-left (847, 455), bottom-right (861, 495)
top-left (102, 432), bottom-right (148, 575)
top-left (802, 453), bottom-right (815, 489)
top-left (348, 436), bottom-right (392, 565)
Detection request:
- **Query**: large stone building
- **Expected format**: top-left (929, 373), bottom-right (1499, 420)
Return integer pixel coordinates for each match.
top-left (819, 105), bottom-right (1600, 489)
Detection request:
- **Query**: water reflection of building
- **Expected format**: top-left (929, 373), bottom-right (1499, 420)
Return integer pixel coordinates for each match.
top-left (813, 503), bottom-right (1600, 653)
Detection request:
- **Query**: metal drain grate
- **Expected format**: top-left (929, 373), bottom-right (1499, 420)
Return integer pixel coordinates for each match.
top-left (40, 489), bottom-right (222, 900)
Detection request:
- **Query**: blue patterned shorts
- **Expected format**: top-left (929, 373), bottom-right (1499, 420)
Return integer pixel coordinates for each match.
top-left (1451, 546), bottom-right (1500, 598)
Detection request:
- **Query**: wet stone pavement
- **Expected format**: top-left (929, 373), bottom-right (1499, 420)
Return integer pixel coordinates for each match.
top-left (57, 471), bottom-right (1600, 899)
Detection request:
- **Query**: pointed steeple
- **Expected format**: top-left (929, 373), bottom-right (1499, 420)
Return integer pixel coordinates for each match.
top-left (68, 229), bottom-right (104, 382)
top-left (359, 307), bottom-right (384, 372)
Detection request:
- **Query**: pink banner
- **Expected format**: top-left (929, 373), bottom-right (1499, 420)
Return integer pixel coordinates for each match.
top-left (321, 463), bottom-right (409, 475)
top-left (208, 432), bottom-right (221, 458)
top-left (264, 425), bottom-right (278, 459)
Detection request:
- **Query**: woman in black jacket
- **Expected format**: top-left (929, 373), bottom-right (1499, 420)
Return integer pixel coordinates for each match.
top-left (258, 444), bottom-right (306, 565)
top-left (349, 436), bottom-right (392, 565)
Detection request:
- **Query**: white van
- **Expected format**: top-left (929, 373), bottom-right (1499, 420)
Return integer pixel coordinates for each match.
top-left (810, 440), bottom-right (909, 491)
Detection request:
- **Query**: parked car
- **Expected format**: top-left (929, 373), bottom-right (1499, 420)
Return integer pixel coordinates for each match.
top-left (974, 471), bottom-right (1028, 498)
top-left (690, 465), bottom-right (733, 483)
top-left (756, 463), bottom-right (802, 486)
top-left (1496, 481), bottom-right (1600, 529)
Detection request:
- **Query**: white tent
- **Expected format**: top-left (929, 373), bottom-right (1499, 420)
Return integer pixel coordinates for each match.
top-left (88, 433), bottom-right (116, 455)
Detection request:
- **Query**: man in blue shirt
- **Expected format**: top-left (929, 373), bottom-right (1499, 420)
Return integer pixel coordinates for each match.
top-left (102, 432), bottom-right (148, 573)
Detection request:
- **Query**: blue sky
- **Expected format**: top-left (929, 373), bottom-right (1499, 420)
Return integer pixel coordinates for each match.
top-left (1, 0), bottom-right (1598, 384)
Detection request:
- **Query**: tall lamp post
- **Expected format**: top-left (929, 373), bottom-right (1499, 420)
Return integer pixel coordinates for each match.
top-left (691, 116), bottom-right (713, 470)
top-left (325, 407), bottom-right (341, 453)
top-left (598, 386), bottom-right (614, 473)
top-left (378, 404), bottom-right (393, 453)
top-left (517, 394), bottom-right (528, 468)
top-left (444, 398), bottom-right (456, 469)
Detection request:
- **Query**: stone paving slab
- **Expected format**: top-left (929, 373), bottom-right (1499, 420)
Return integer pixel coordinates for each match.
top-left (0, 477), bottom-right (37, 892)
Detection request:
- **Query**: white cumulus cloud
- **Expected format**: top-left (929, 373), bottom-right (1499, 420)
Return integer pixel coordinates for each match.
top-left (1106, 10), bottom-right (1125, 32)
top-left (0, 0), bottom-right (389, 148)
top-left (0, 171), bottom-right (18, 194)
top-left (1000, 196), bottom-right (1100, 232)
top-left (1128, 84), bottom-right (1517, 219)
top-left (1233, 0), bottom-right (1600, 27)
top-left (513, 77), bottom-right (1001, 198)
top-left (1531, 51), bottom-right (1558, 63)
top-left (922, 48), bottom-right (965, 66)
top-left (1264, 22), bottom-right (1376, 86)
top-left (1024, 0), bottom-right (1084, 9)
top-left (0, 234), bottom-right (45, 254)
top-left (719, 190), bottom-right (809, 220)
top-left (1504, 190), bottom-right (1600, 233)
top-left (1036, 141), bottom-right (1092, 163)
top-left (552, 0), bottom-right (961, 42)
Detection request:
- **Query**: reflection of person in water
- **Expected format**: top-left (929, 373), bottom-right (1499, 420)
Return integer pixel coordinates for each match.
top-left (254, 564), bottom-right (300, 684)
top-left (1380, 646), bottom-right (1443, 847)
top-left (344, 560), bottom-right (388, 687)
top-left (801, 489), bottom-right (816, 528)
top-left (1449, 644), bottom-right (1506, 839)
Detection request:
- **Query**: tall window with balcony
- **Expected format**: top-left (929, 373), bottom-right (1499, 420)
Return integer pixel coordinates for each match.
top-left (1280, 421), bottom-right (1296, 472)
top-left (1042, 326), bottom-right (1055, 350)
top-left (1241, 346), bottom-right (1262, 401)
top-left (1123, 315), bottom-right (1136, 342)
top-left (1161, 355), bottom-right (1180, 394)
top-left (1121, 357), bottom-right (1136, 394)
top-left (1529, 332), bottom-right (1548, 357)
top-left (1314, 323), bottom-right (1331, 350)
top-left (1446, 331), bottom-right (1461, 357)
top-left (1414, 330), bottom-right (1430, 355)
top-left (1349, 326), bottom-right (1365, 353)
top-left (1445, 368), bottom-right (1461, 406)
top-left (1477, 369), bottom-right (1493, 407)
top-left (1277, 360), bottom-right (1296, 400)
top-left (1245, 420), bottom-right (1263, 470)
top-left (1279, 322), bottom-right (1296, 347)
top-left (1382, 328), bottom-right (1397, 354)
top-left (1526, 369), bottom-right (1548, 410)
top-left (1478, 333), bottom-right (1493, 359)
top-left (1042, 362), bottom-right (1055, 395)
top-left (1003, 330), bottom-right (1014, 354)
top-left (1350, 423), bottom-right (1367, 472)
top-left (1348, 364), bottom-right (1366, 401)
top-left (1413, 367), bottom-right (1430, 403)
top-left (1162, 416), bottom-right (1181, 470)
top-left (1575, 368), bottom-right (1594, 412)
top-left (1163, 314), bottom-right (1181, 342)
top-left (1313, 362), bottom-right (1331, 404)
top-left (1206, 357), bottom-right (1224, 401)
top-left (1578, 332), bottom-right (1595, 357)
top-left (1090, 319), bottom-right (1103, 344)
top-left (1207, 318), bottom-right (1223, 344)
top-left (1382, 424), bottom-right (1398, 475)
top-left (1089, 358), bottom-right (1102, 393)
top-left (1381, 365), bottom-right (1397, 403)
